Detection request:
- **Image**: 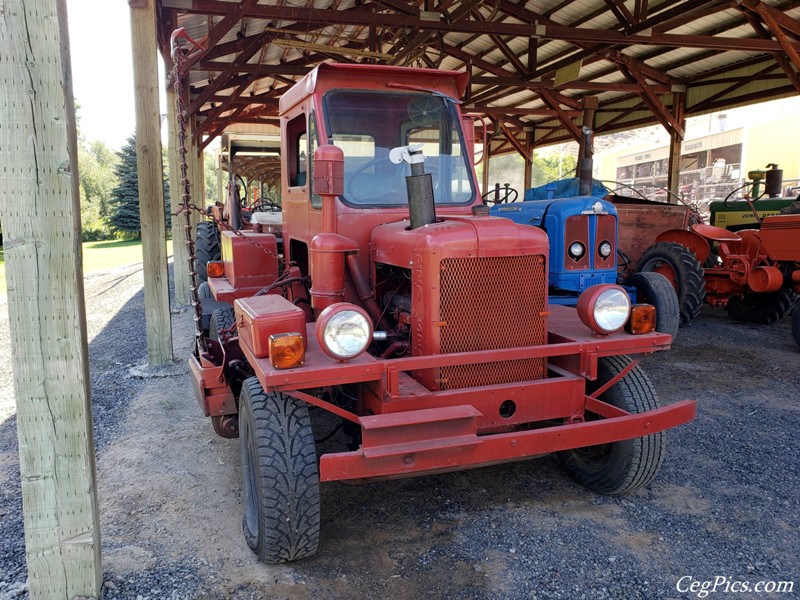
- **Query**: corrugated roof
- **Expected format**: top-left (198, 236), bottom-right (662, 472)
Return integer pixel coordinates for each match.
top-left (157, 0), bottom-right (800, 154)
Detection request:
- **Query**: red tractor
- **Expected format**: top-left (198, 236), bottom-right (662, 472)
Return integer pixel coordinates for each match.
top-left (640, 215), bottom-right (800, 348)
top-left (189, 63), bottom-right (695, 563)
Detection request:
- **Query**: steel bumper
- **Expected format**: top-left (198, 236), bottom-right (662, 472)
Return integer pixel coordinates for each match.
top-left (319, 399), bottom-right (696, 482)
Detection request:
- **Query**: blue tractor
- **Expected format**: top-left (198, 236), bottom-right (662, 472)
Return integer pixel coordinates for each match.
top-left (489, 187), bottom-right (680, 338)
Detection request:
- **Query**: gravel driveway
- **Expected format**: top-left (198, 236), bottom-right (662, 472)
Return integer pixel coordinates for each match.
top-left (0, 263), bottom-right (798, 600)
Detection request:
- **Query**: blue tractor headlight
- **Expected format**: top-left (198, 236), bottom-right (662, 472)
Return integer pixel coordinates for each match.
top-left (568, 242), bottom-right (586, 260)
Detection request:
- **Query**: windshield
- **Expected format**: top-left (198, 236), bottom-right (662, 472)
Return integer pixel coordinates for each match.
top-left (323, 90), bottom-right (476, 206)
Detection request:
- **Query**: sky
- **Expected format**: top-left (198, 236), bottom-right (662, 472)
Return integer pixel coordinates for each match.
top-left (67, 0), bottom-right (165, 151)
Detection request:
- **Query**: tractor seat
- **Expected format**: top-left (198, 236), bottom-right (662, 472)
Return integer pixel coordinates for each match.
top-left (691, 223), bottom-right (742, 242)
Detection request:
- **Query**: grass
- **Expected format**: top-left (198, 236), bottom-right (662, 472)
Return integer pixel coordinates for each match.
top-left (0, 239), bottom-right (174, 293)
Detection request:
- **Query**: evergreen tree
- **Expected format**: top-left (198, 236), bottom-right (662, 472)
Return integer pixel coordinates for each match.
top-left (108, 133), bottom-right (172, 238)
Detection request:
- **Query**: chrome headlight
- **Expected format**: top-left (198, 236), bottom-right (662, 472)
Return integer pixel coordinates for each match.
top-left (316, 303), bottom-right (373, 361)
top-left (598, 241), bottom-right (613, 259)
top-left (577, 284), bottom-right (631, 335)
top-left (568, 242), bottom-right (586, 260)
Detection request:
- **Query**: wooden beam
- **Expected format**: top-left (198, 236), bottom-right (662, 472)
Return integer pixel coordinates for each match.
top-left (523, 130), bottom-right (534, 188)
top-left (131, 0), bottom-right (174, 365)
top-left (741, 0), bottom-right (800, 39)
top-left (187, 29), bottom-right (269, 115)
top-left (539, 90), bottom-right (582, 141)
top-left (500, 121), bottom-right (532, 163)
top-left (469, 76), bottom-right (672, 93)
top-left (617, 54), bottom-right (685, 138)
top-left (467, 105), bottom-right (581, 116)
top-left (667, 91), bottom-right (686, 200)
top-left (166, 82), bottom-right (192, 306)
top-left (162, 1), bottom-right (799, 52)
top-left (738, 10), bottom-right (800, 93)
top-left (182, 0), bottom-right (256, 72)
top-left (751, 1), bottom-right (800, 72)
top-left (603, 0), bottom-right (634, 27)
top-left (0, 1), bottom-right (102, 597)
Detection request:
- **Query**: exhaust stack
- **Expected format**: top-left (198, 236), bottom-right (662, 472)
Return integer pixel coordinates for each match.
top-left (391, 144), bottom-right (436, 229)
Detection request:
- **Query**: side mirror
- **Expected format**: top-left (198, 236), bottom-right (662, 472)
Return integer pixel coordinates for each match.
top-left (313, 145), bottom-right (344, 197)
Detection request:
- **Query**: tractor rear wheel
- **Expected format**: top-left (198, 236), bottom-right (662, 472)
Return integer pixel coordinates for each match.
top-left (239, 377), bottom-right (320, 563)
top-left (557, 356), bottom-right (665, 495)
top-left (195, 221), bottom-right (221, 284)
top-left (627, 272), bottom-right (680, 339)
top-left (726, 287), bottom-right (798, 325)
top-left (209, 306), bottom-right (235, 343)
top-left (792, 305), bottom-right (800, 349)
top-left (637, 242), bottom-right (705, 327)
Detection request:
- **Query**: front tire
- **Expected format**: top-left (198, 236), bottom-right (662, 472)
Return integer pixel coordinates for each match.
top-left (239, 378), bottom-right (320, 563)
top-left (195, 221), bottom-right (221, 284)
top-left (637, 242), bottom-right (705, 327)
top-left (557, 356), bottom-right (665, 495)
top-left (627, 271), bottom-right (680, 339)
top-left (726, 287), bottom-right (798, 325)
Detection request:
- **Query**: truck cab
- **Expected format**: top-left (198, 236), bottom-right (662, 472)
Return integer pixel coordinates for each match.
top-left (191, 63), bottom-right (695, 565)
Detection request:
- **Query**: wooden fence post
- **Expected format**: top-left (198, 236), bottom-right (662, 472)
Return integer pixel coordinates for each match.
top-left (0, 1), bottom-right (102, 597)
top-left (166, 82), bottom-right (192, 305)
top-left (130, 0), bottom-right (174, 365)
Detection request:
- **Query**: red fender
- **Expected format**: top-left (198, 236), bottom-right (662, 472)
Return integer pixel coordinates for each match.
top-left (655, 229), bottom-right (711, 264)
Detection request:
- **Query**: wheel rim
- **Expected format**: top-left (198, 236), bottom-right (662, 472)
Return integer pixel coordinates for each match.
top-left (640, 258), bottom-right (679, 291)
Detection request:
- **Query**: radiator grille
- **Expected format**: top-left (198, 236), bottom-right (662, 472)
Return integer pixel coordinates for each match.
top-left (438, 255), bottom-right (547, 390)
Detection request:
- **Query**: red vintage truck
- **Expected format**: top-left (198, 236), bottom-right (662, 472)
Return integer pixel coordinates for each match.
top-left (190, 63), bottom-right (695, 563)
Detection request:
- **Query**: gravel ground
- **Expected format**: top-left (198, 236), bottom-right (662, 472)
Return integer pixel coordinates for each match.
top-left (0, 262), bottom-right (798, 600)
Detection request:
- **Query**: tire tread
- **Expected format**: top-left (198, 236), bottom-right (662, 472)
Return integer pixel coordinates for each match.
top-left (239, 377), bottom-right (320, 563)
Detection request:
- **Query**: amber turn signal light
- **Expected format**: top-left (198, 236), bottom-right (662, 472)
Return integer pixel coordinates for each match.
top-left (269, 332), bottom-right (305, 369)
top-left (206, 261), bottom-right (224, 278)
top-left (626, 304), bottom-right (656, 334)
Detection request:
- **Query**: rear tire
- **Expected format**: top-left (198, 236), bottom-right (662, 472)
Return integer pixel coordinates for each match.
top-left (557, 356), bottom-right (665, 495)
top-left (239, 378), bottom-right (320, 563)
top-left (726, 287), bottom-right (798, 325)
top-left (637, 242), bottom-right (706, 327)
top-left (209, 306), bottom-right (235, 343)
top-left (627, 272), bottom-right (680, 339)
top-left (195, 221), bottom-right (221, 284)
top-left (792, 305), bottom-right (800, 350)
top-left (197, 282), bottom-right (213, 299)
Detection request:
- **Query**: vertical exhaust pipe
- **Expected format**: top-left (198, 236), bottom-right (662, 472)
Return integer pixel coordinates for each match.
top-left (391, 144), bottom-right (436, 229)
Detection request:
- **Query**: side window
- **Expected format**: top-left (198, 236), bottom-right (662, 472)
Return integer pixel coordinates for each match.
top-left (309, 112), bottom-right (321, 208)
top-left (286, 113), bottom-right (307, 187)
top-left (298, 133), bottom-right (308, 186)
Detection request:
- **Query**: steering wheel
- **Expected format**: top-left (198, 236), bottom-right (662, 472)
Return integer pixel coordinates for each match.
top-left (482, 184), bottom-right (519, 205)
top-left (723, 183), bottom-right (757, 206)
top-left (345, 157), bottom-right (409, 203)
top-left (252, 200), bottom-right (281, 212)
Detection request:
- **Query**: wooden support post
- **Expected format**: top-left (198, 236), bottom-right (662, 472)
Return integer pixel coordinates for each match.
top-left (0, 1), bottom-right (102, 597)
top-left (195, 147), bottom-right (207, 213)
top-left (482, 137), bottom-right (492, 194)
top-left (217, 158), bottom-right (225, 204)
top-left (188, 120), bottom-right (205, 231)
top-left (667, 91), bottom-right (686, 203)
top-left (523, 129), bottom-right (534, 189)
top-left (131, 0), bottom-right (173, 365)
top-left (167, 83), bottom-right (191, 305)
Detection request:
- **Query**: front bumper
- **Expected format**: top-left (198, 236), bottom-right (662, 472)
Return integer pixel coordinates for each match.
top-left (318, 397), bottom-right (695, 482)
